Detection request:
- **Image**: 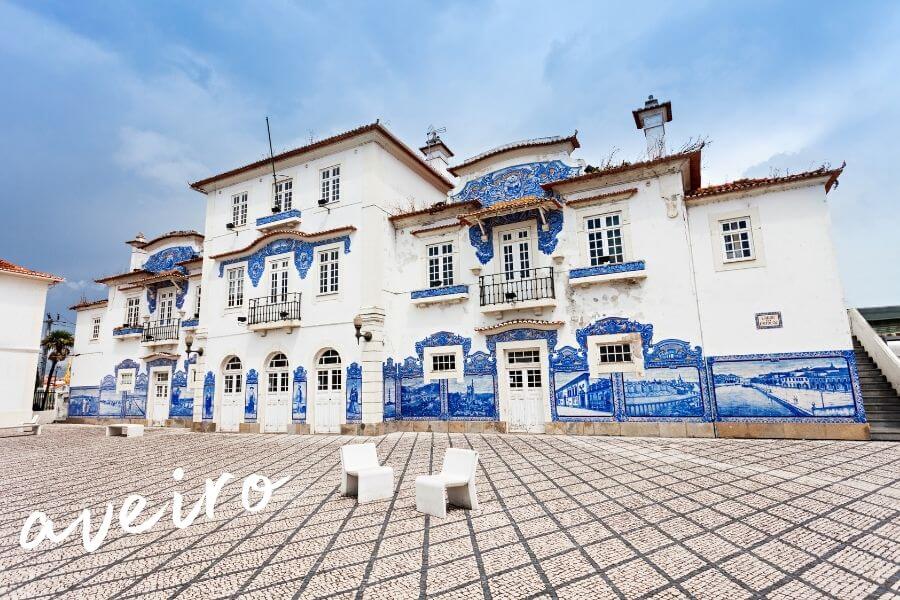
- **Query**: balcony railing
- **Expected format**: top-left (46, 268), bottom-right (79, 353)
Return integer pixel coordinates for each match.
top-left (479, 267), bottom-right (555, 306)
top-left (248, 293), bottom-right (301, 325)
top-left (142, 318), bottom-right (180, 343)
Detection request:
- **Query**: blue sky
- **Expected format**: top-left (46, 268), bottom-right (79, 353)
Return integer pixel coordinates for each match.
top-left (1, 0), bottom-right (897, 326)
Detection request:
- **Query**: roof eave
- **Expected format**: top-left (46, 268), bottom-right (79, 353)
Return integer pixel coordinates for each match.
top-left (448, 134), bottom-right (580, 177)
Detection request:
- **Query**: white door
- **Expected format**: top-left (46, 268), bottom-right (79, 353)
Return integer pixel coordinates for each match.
top-left (269, 258), bottom-right (289, 303)
top-left (505, 349), bottom-right (545, 433)
top-left (314, 350), bottom-right (343, 434)
top-left (150, 370), bottom-right (170, 426)
top-left (221, 357), bottom-right (244, 432)
top-left (158, 291), bottom-right (175, 324)
top-left (264, 353), bottom-right (290, 433)
top-left (499, 228), bottom-right (535, 301)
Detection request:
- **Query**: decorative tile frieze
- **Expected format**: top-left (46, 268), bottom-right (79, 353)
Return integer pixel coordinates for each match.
top-left (410, 284), bottom-right (469, 299)
top-left (255, 209), bottom-right (301, 227)
top-left (217, 234), bottom-right (352, 287)
top-left (569, 260), bottom-right (646, 280)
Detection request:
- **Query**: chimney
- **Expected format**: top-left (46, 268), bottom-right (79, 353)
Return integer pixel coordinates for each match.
top-left (419, 127), bottom-right (454, 179)
top-left (632, 95), bottom-right (673, 159)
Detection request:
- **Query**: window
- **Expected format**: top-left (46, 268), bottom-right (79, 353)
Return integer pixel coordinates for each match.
top-left (117, 369), bottom-right (135, 393)
top-left (586, 213), bottom-right (624, 265)
top-left (321, 165), bottom-right (340, 203)
top-left (274, 179), bottom-right (293, 212)
top-left (232, 193), bottom-right (248, 227)
top-left (91, 317), bottom-right (101, 340)
top-left (224, 356), bottom-right (243, 394)
top-left (317, 349), bottom-right (342, 391)
top-left (318, 248), bottom-right (339, 294)
top-left (720, 217), bottom-right (754, 262)
top-left (227, 267), bottom-right (245, 308)
top-left (507, 349), bottom-right (541, 364)
top-left (431, 353), bottom-right (456, 373)
top-left (194, 285), bottom-right (201, 318)
top-left (596, 343), bottom-right (632, 364)
top-left (267, 353), bottom-right (289, 393)
top-left (125, 297), bottom-right (140, 327)
top-left (427, 242), bottom-right (454, 287)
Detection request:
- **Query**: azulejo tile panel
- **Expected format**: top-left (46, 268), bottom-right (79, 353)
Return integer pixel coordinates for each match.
top-left (569, 260), bottom-right (646, 279)
top-left (467, 208), bottom-right (563, 264)
top-left (143, 246), bottom-right (198, 274)
top-left (255, 209), bottom-right (301, 227)
top-left (217, 235), bottom-right (352, 287)
top-left (452, 160), bottom-right (580, 207)
top-left (410, 284), bottom-right (469, 299)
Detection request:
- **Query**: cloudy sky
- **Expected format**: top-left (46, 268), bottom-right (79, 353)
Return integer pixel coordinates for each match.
top-left (1, 0), bottom-right (897, 326)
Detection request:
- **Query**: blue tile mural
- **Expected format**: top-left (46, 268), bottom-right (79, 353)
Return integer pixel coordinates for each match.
top-left (710, 353), bottom-right (861, 419)
top-left (447, 375), bottom-right (496, 418)
top-left (346, 363), bottom-right (362, 423)
top-left (143, 246), bottom-right (198, 274)
top-left (400, 377), bottom-right (442, 418)
top-left (203, 372), bottom-right (215, 420)
top-left (68, 387), bottom-right (99, 417)
top-left (452, 160), bottom-right (580, 207)
top-left (383, 359), bottom-right (398, 421)
top-left (623, 367), bottom-right (703, 418)
top-left (555, 372), bottom-right (614, 417)
top-left (292, 366), bottom-right (307, 423)
top-left (170, 370), bottom-right (193, 417)
top-left (244, 369), bottom-right (259, 422)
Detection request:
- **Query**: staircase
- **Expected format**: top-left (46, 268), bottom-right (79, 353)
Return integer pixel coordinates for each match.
top-left (854, 336), bottom-right (900, 441)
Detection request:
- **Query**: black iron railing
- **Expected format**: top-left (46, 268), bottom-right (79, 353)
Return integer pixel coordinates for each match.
top-left (32, 388), bottom-right (54, 411)
top-left (479, 267), bottom-right (555, 306)
top-left (142, 319), bottom-right (180, 343)
top-left (248, 293), bottom-right (301, 325)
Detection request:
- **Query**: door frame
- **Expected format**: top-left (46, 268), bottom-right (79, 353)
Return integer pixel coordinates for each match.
top-left (262, 351), bottom-right (290, 433)
top-left (219, 356), bottom-right (244, 433)
top-left (496, 339), bottom-right (551, 431)
top-left (493, 222), bottom-right (536, 278)
top-left (148, 366), bottom-right (171, 425)
top-left (311, 348), bottom-right (345, 434)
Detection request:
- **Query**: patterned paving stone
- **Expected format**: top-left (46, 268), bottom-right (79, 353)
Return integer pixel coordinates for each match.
top-left (0, 425), bottom-right (898, 599)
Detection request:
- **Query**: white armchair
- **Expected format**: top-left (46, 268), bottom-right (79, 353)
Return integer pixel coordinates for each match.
top-left (415, 448), bottom-right (479, 518)
top-left (340, 443), bottom-right (394, 504)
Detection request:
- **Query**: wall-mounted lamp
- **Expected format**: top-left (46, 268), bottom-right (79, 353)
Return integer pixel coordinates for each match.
top-left (353, 315), bottom-right (372, 345)
top-left (184, 333), bottom-right (204, 357)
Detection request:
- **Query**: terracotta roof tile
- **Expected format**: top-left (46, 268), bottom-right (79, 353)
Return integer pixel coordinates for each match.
top-left (475, 319), bottom-right (565, 333)
top-left (0, 259), bottom-right (63, 283)
top-left (564, 188), bottom-right (638, 208)
top-left (120, 270), bottom-right (189, 290)
top-left (389, 200), bottom-right (482, 224)
top-left (449, 134), bottom-right (580, 176)
top-left (70, 298), bottom-right (107, 311)
top-left (542, 148), bottom-right (703, 193)
top-left (95, 269), bottom-right (149, 285)
top-left (458, 197), bottom-right (562, 225)
top-left (685, 165), bottom-right (844, 200)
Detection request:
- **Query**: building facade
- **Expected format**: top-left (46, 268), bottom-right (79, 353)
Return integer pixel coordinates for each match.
top-left (69, 99), bottom-right (868, 439)
top-left (0, 259), bottom-right (63, 426)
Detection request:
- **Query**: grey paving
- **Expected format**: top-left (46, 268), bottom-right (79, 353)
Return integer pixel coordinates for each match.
top-left (0, 425), bottom-right (898, 599)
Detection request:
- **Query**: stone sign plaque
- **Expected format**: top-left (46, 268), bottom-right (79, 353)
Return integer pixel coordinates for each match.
top-left (755, 312), bottom-right (783, 329)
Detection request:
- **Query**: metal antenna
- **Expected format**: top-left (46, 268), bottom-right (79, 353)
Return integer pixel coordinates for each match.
top-left (426, 125), bottom-right (446, 145)
top-left (266, 116), bottom-right (278, 190)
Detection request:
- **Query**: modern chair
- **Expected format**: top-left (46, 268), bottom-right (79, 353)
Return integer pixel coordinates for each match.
top-left (415, 448), bottom-right (479, 518)
top-left (340, 443), bottom-right (394, 503)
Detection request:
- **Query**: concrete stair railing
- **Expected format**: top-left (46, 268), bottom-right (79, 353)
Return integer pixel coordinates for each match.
top-left (849, 308), bottom-right (900, 396)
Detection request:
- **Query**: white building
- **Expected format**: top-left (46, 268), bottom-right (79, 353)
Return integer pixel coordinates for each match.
top-left (0, 259), bottom-right (63, 426)
top-left (69, 99), bottom-right (869, 439)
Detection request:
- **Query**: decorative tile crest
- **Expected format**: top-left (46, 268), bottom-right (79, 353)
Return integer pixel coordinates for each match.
top-left (172, 370), bottom-right (187, 387)
top-left (399, 356), bottom-right (423, 378)
top-left (569, 260), bottom-right (646, 280)
top-left (115, 359), bottom-right (140, 374)
top-left (464, 351), bottom-right (496, 376)
top-left (485, 327), bottom-right (558, 355)
top-left (549, 346), bottom-right (588, 372)
top-left (452, 161), bottom-right (580, 207)
top-left (100, 374), bottom-right (116, 391)
top-left (143, 246), bottom-right (197, 274)
top-left (383, 358), bottom-right (398, 379)
top-left (644, 339), bottom-right (704, 368)
top-left (415, 331), bottom-right (472, 361)
top-left (246, 368), bottom-right (259, 385)
top-left (575, 317), bottom-right (653, 351)
top-left (293, 365), bottom-right (307, 383)
top-left (217, 235), bottom-right (352, 287)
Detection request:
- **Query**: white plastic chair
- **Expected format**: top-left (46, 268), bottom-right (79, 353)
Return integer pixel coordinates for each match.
top-left (340, 443), bottom-right (394, 503)
top-left (415, 448), bottom-right (479, 518)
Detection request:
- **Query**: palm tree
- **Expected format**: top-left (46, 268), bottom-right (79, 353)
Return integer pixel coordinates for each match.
top-left (40, 329), bottom-right (74, 409)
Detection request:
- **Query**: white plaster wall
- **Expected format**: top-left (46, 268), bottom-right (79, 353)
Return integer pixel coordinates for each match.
top-left (687, 186), bottom-right (851, 355)
top-left (0, 274), bottom-right (52, 426)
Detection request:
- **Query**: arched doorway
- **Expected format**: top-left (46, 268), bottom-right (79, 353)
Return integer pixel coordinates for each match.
top-left (264, 352), bottom-right (290, 433)
top-left (220, 356), bottom-right (244, 432)
top-left (314, 349), bottom-right (343, 433)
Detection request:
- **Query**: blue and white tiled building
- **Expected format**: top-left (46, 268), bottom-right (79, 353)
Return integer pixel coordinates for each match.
top-left (69, 98), bottom-right (867, 439)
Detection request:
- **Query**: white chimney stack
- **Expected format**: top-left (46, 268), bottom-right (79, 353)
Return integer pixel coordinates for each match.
top-left (419, 126), bottom-right (454, 179)
top-left (633, 95), bottom-right (672, 159)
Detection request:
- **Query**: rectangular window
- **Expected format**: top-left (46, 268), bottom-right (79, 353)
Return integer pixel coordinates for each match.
top-left (586, 213), bottom-right (624, 265)
top-left (232, 193), bottom-right (248, 227)
top-left (227, 267), bottom-right (245, 308)
top-left (194, 285), bottom-right (201, 318)
top-left (431, 353), bottom-right (456, 373)
top-left (596, 343), bottom-right (632, 364)
top-left (507, 349), bottom-right (540, 364)
top-left (116, 370), bottom-right (135, 393)
top-left (318, 248), bottom-right (339, 294)
top-left (526, 368), bottom-right (542, 388)
top-left (321, 165), bottom-right (340, 204)
top-left (274, 179), bottom-right (293, 212)
top-left (427, 242), bottom-right (454, 287)
top-left (125, 297), bottom-right (140, 327)
top-left (720, 217), bottom-right (754, 262)
top-left (91, 317), bottom-right (101, 340)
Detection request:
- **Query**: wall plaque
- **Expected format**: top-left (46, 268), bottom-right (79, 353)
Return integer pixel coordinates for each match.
top-left (755, 312), bottom-right (783, 329)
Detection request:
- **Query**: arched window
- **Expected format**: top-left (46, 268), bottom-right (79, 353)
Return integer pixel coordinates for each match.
top-left (267, 352), bottom-right (289, 394)
top-left (316, 349), bottom-right (342, 391)
top-left (224, 356), bottom-right (243, 394)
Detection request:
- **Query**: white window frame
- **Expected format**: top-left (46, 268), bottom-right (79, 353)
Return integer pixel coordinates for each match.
top-left (426, 240), bottom-right (456, 288)
top-left (320, 165), bottom-right (340, 204)
top-left (317, 246), bottom-right (340, 295)
top-left (116, 368), bottom-right (136, 393)
top-left (226, 267), bottom-right (245, 308)
top-left (91, 316), bottom-right (101, 340)
top-left (585, 212), bottom-right (625, 266)
top-left (720, 217), bottom-right (754, 263)
top-left (492, 222), bottom-right (537, 277)
top-left (125, 296), bottom-right (140, 327)
top-left (708, 206), bottom-right (766, 272)
top-left (231, 192), bottom-right (248, 227)
top-left (578, 203), bottom-right (633, 267)
top-left (587, 333), bottom-right (644, 377)
top-left (423, 345), bottom-right (464, 382)
top-left (193, 285), bottom-right (201, 319)
top-left (273, 178), bottom-right (293, 212)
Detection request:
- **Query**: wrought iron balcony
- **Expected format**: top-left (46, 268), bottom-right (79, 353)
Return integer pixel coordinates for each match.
top-left (479, 267), bottom-right (555, 307)
top-left (142, 319), bottom-right (180, 343)
top-left (248, 293), bottom-right (301, 326)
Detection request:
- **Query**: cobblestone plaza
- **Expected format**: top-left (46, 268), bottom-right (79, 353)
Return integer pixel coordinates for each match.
top-left (1, 426), bottom-right (898, 599)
